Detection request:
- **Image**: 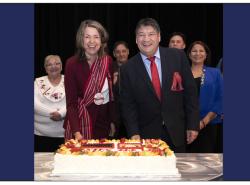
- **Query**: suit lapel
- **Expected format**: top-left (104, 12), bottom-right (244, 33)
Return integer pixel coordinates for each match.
top-left (160, 47), bottom-right (171, 95)
top-left (134, 53), bottom-right (158, 100)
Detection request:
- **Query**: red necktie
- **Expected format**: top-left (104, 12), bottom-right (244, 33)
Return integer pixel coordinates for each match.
top-left (148, 56), bottom-right (161, 101)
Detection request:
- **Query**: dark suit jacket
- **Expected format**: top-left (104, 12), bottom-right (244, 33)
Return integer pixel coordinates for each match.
top-left (120, 47), bottom-right (199, 147)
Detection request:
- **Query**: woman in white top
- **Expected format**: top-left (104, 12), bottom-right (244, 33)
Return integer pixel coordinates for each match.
top-left (34, 55), bottom-right (66, 152)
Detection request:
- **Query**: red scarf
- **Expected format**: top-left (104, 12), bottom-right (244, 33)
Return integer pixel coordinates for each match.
top-left (65, 55), bottom-right (113, 140)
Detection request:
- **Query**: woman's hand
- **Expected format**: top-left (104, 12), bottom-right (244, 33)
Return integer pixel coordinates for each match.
top-left (200, 112), bottom-right (217, 130)
top-left (50, 111), bottom-right (62, 121)
top-left (74, 132), bottom-right (83, 140)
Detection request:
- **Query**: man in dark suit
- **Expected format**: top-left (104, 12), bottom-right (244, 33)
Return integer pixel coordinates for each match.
top-left (120, 18), bottom-right (199, 152)
top-left (112, 41), bottom-right (130, 138)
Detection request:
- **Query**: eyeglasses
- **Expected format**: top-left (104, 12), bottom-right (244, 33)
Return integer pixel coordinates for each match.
top-left (46, 62), bottom-right (61, 67)
top-left (136, 32), bottom-right (158, 39)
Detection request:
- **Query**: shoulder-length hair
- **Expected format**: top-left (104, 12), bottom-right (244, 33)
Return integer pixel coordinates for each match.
top-left (187, 41), bottom-right (212, 66)
top-left (75, 19), bottom-right (109, 60)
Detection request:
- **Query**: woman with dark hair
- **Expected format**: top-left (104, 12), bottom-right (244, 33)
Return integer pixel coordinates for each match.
top-left (63, 20), bottom-right (115, 141)
top-left (187, 41), bottom-right (223, 153)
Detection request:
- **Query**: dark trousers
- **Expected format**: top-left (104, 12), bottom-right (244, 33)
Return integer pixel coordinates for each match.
top-left (34, 135), bottom-right (64, 152)
top-left (115, 120), bottom-right (128, 139)
top-left (187, 123), bottom-right (222, 153)
top-left (216, 124), bottom-right (223, 153)
top-left (161, 125), bottom-right (186, 153)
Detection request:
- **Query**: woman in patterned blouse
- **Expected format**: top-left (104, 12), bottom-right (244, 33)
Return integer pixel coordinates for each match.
top-left (34, 55), bottom-right (66, 152)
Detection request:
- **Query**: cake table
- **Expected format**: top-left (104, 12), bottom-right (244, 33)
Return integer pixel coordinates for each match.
top-left (34, 152), bottom-right (223, 181)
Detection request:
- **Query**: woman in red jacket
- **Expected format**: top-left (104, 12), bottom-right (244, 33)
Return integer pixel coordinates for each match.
top-left (64, 20), bottom-right (115, 141)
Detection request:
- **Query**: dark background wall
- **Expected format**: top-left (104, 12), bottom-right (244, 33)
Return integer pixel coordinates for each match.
top-left (35, 3), bottom-right (222, 78)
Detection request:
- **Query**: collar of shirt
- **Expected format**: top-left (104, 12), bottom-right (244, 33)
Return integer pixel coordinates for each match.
top-left (140, 47), bottom-right (162, 85)
top-left (140, 47), bottom-right (160, 63)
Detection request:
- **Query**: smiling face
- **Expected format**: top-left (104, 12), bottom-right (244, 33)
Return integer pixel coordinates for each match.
top-left (113, 44), bottom-right (129, 64)
top-left (136, 25), bottom-right (161, 57)
top-left (82, 26), bottom-right (101, 58)
top-left (169, 35), bottom-right (186, 49)
top-left (45, 56), bottom-right (62, 78)
top-left (189, 44), bottom-right (207, 65)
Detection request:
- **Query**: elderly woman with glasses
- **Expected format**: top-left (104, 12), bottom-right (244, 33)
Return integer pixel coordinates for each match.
top-left (34, 54), bottom-right (66, 152)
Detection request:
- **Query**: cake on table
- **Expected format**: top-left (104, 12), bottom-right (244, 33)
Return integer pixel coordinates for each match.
top-left (52, 138), bottom-right (180, 177)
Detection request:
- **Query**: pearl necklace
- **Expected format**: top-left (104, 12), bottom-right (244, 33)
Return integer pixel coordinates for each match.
top-left (201, 68), bottom-right (206, 86)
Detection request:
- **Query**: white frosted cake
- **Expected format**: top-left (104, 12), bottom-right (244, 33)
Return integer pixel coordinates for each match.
top-left (52, 139), bottom-right (180, 177)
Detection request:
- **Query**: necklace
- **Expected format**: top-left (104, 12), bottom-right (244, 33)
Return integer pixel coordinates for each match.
top-left (201, 68), bottom-right (206, 86)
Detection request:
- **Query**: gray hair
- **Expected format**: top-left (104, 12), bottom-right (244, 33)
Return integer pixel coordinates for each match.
top-left (44, 55), bottom-right (62, 68)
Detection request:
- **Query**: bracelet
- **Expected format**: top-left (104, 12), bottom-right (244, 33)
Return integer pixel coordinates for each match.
top-left (201, 120), bottom-right (206, 128)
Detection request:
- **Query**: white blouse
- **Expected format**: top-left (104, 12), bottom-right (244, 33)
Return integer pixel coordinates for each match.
top-left (34, 75), bottom-right (66, 137)
top-left (101, 77), bottom-right (109, 104)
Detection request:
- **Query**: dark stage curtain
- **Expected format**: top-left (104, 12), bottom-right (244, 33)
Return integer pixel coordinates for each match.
top-left (35, 3), bottom-right (222, 77)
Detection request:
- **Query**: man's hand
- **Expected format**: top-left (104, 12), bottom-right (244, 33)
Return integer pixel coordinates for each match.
top-left (113, 72), bottom-right (119, 85)
top-left (199, 120), bottom-right (206, 130)
top-left (186, 130), bottom-right (198, 144)
top-left (131, 135), bottom-right (141, 140)
top-left (109, 122), bottom-right (116, 137)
